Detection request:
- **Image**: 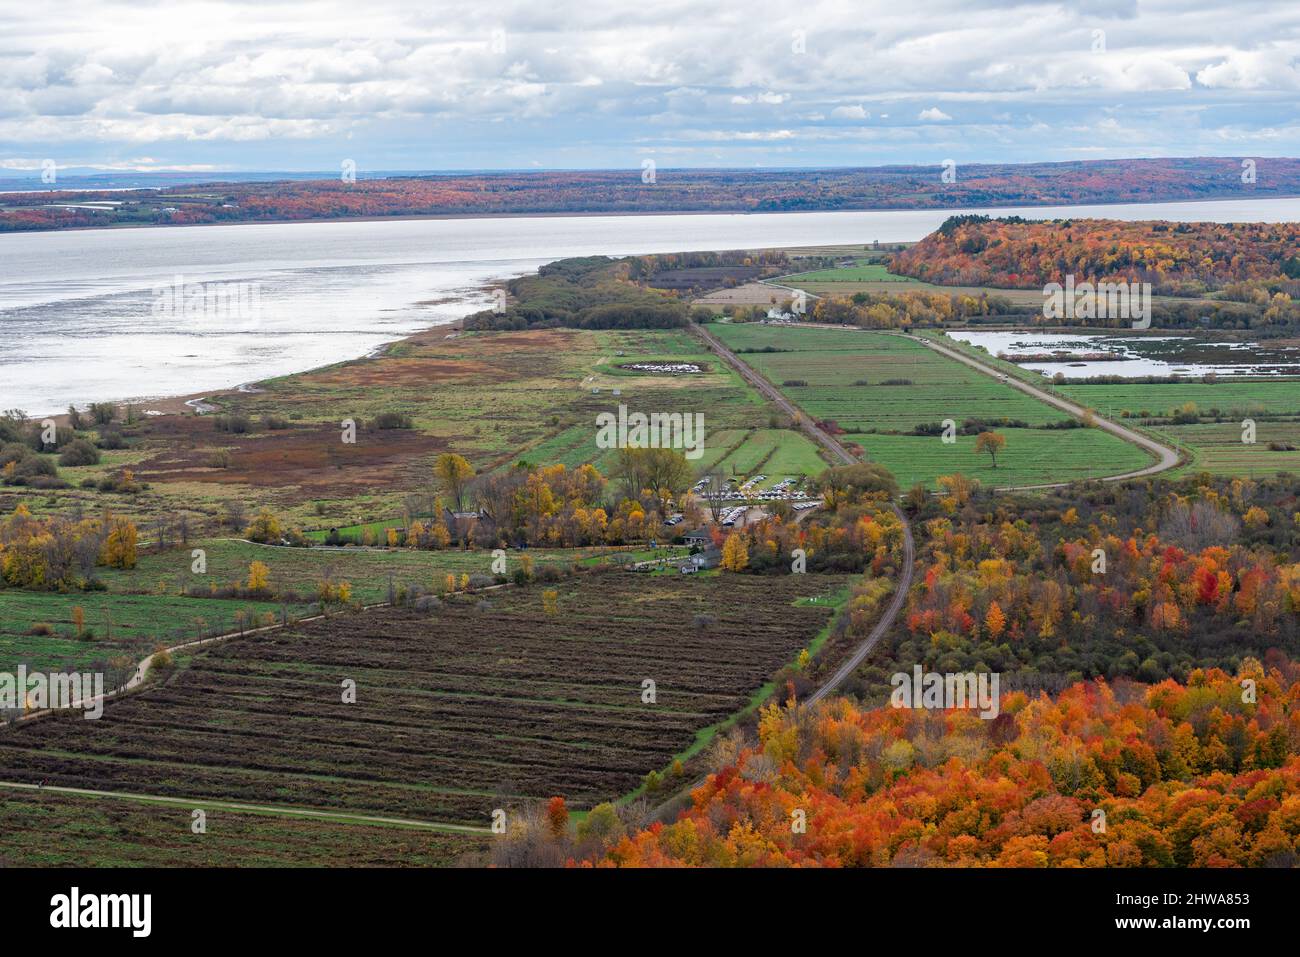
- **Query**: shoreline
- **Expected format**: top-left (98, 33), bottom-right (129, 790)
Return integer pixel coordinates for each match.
top-left (45, 316), bottom-right (472, 427)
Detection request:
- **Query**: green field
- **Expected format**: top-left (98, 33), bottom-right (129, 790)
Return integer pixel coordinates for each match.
top-left (774, 267), bottom-right (1048, 305)
top-left (1058, 379), bottom-right (1300, 478)
top-left (845, 427), bottom-right (1152, 491)
top-left (108, 538), bottom-right (594, 599)
top-left (1058, 380), bottom-right (1300, 421)
top-left (1153, 420), bottom-right (1300, 477)
top-left (712, 323), bottom-right (1153, 489)
top-left (777, 261), bottom-right (919, 284)
top-left (0, 790), bottom-right (482, 867)
top-left (694, 427), bottom-right (828, 485)
top-left (0, 588), bottom-right (292, 674)
top-left (716, 324), bottom-right (1067, 427)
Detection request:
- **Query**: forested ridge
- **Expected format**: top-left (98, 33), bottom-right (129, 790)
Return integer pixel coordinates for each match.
top-left (5, 157), bottom-right (1300, 232)
top-left (892, 215), bottom-right (1300, 297)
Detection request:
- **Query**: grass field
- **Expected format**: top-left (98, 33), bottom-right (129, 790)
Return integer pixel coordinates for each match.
top-left (0, 572), bottom-right (846, 825)
top-left (694, 427), bottom-right (828, 485)
top-left (776, 271), bottom-right (1047, 305)
top-left (844, 427), bottom-right (1153, 490)
top-left (777, 262), bottom-right (919, 284)
top-left (1057, 379), bottom-right (1300, 478)
top-left (1152, 420), bottom-right (1300, 477)
top-left (0, 790), bottom-right (482, 867)
top-left (0, 589), bottom-right (294, 675)
top-left (109, 538), bottom-right (594, 600)
top-left (1057, 380), bottom-right (1300, 421)
top-left (711, 323), bottom-right (1152, 488)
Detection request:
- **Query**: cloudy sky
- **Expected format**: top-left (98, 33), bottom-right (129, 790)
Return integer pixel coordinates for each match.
top-left (2, 0), bottom-right (1299, 173)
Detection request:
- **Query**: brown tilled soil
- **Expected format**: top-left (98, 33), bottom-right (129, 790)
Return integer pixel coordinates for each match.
top-left (129, 417), bottom-right (446, 492)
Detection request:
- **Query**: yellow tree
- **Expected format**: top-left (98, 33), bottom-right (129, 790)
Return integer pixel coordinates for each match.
top-left (248, 561), bottom-right (270, 593)
top-left (102, 516), bottom-right (138, 569)
top-left (245, 508), bottom-right (281, 544)
top-left (721, 533), bottom-right (749, 571)
top-left (434, 453), bottom-right (475, 512)
top-left (985, 601), bottom-right (1007, 639)
top-left (407, 519), bottom-right (426, 547)
top-left (430, 517), bottom-right (451, 548)
top-left (974, 431), bottom-right (1007, 469)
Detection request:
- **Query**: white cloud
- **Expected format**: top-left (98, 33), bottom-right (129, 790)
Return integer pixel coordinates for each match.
top-left (731, 91), bottom-right (789, 105)
top-left (1, 0), bottom-right (1298, 167)
top-left (1197, 50), bottom-right (1300, 90)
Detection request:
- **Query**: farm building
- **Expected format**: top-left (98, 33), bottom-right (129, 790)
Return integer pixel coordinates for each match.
top-left (691, 547), bottom-right (721, 570)
top-left (678, 548), bottom-right (720, 572)
top-left (681, 530), bottom-right (714, 547)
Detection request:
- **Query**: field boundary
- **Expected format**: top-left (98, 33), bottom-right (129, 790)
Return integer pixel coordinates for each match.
top-left (0, 781), bottom-right (490, 834)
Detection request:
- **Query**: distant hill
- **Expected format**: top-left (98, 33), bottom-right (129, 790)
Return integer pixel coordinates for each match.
top-left (3, 157), bottom-right (1299, 233)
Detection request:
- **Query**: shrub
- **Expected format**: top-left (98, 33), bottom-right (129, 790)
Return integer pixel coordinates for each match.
top-left (213, 414), bottom-right (251, 434)
top-left (58, 438), bottom-right (101, 467)
top-left (0, 443), bottom-right (59, 485)
top-left (372, 411), bottom-right (414, 430)
top-left (96, 429), bottom-right (126, 450)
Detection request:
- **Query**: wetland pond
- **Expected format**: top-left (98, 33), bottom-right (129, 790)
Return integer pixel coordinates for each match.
top-left (947, 331), bottom-right (1300, 379)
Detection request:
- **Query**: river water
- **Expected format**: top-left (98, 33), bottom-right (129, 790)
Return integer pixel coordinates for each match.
top-left (4, 196), bottom-right (1300, 414)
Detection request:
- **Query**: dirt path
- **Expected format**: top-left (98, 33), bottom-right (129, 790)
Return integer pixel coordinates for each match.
top-left (691, 320), bottom-right (915, 705)
top-left (13, 599), bottom-right (391, 726)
